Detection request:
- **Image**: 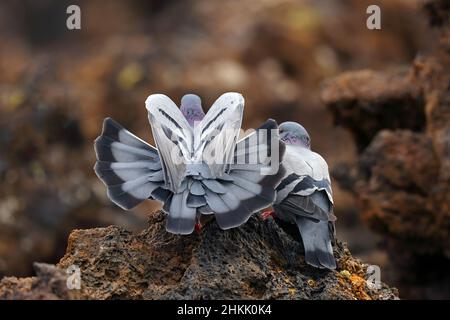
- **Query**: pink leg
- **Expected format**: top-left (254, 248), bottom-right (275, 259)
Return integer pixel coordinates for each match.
top-left (261, 210), bottom-right (276, 220)
top-left (195, 222), bottom-right (202, 233)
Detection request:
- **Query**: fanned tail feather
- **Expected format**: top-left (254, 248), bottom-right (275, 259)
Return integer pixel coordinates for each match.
top-left (94, 115), bottom-right (286, 234)
top-left (295, 217), bottom-right (336, 269)
top-left (211, 119), bottom-right (286, 229)
top-left (165, 190), bottom-right (196, 235)
top-left (94, 118), bottom-right (167, 210)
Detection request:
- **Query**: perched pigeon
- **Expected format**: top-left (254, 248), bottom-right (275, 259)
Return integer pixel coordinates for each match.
top-left (94, 92), bottom-right (286, 235)
top-left (263, 121), bottom-right (337, 269)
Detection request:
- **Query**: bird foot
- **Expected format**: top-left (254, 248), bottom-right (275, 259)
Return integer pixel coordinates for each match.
top-left (261, 210), bottom-right (276, 220)
top-left (194, 222), bottom-right (202, 233)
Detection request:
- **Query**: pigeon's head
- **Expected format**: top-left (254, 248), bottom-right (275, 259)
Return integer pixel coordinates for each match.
top-left (180, 94), bottom-right (205, 127)
top-left (279, 121), bottom-right (311, 149)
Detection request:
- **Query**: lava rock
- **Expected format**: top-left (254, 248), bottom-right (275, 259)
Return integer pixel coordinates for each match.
top-left (321, 68), bottom-right (425, 152)
top-left (0, 212), bottom-right (398, 300)
top-left (321, 0), bottom-right (450, 299)
top-left (0, 263), bottom-right (81, 300)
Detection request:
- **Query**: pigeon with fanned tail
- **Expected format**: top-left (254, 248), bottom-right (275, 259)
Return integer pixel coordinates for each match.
top-left (94, 92), bottom-right (286, 235)
top-left (262, 122), bottom-right (337, 269)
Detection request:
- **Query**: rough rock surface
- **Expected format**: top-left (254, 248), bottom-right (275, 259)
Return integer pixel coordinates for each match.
top-left (0, 212), bottom-right (397, 300)
top-left (0, 263), bottom-right (81, 300)
top-left (321, 68), bottom-right (425, 151)
top-left (321, 0), bottom-right (450, 299)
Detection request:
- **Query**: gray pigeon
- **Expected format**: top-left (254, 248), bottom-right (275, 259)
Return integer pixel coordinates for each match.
top-left (94, 92), bottom-right (286, 235)
top-left (263, 121), bottom-right (337, 269)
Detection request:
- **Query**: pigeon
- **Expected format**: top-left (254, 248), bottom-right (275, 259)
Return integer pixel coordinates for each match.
top-left (94, 92), bottom-right (286, 235)
top-left (262, 121), bottom-right (337, 269)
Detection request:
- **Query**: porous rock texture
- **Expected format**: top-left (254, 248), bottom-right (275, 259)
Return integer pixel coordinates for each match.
top-left (321, 0), bottom-right (450, 299)
top-left (0, 212), bottom-right (398, 300)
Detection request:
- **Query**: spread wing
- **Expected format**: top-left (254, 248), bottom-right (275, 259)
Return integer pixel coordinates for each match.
top-left (146, 94), bottom-right (194, 193)
top-left (193, 92), bottom-right (244, 178)
top-left (94, 118), bottom-right (167, 209)
top-left (206, 119), bottom-right (286, 229)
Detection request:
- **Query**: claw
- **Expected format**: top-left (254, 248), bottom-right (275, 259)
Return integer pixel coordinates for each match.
top-left (261, 210), bottom-right (276, 220)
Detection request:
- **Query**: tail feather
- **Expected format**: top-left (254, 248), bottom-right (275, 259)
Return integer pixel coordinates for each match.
top-left (210, 169), bottom-right (286, 229)
top-left (205, 189), bottom-right (253, 230)
top-left (210, 141), bottom-right (286, 229)
top-left (295, 216), bottom-right (336, 269)
top-left (94, 118), bottom-right (165, 210)
top-left (165, 190), bottom-right (196, 235)
top-left (94, 117), bottom-right (286, 234)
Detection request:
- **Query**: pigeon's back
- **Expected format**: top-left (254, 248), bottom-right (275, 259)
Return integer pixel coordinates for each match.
top-left (273, 141), bottom-right (336, 270)
top-left (283, 145), bottom-right (330, 182)
top-left (275, 144), bottom-right (333, 207)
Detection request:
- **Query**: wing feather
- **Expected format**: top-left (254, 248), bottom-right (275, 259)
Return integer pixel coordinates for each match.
top-left (193, 92), bottom-right (244, 177)
top-left (94, 118), bottom-right (166, 210)
top-left (146, 94), bottom-right (194, 193)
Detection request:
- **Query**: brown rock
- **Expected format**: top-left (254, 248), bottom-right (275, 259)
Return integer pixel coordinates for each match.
top-left (0, 212), bottom-right (398, 300)
top-left (0, 263), bottom-right (81, 300)
top-left (321, 0), bottom-right (450, 299)
top-left (321, 69), bottom-right (425, 151)
top-left (357, 130), bottom-right (442, 253)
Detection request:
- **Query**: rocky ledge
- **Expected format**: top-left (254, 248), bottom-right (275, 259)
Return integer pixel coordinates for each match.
top-left (320, 0), bottom-right (450, 299)
top-left (0, 212), bottom-right (398, 300)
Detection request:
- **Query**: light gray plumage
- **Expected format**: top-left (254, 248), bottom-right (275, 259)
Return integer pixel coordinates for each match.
top-left (94, 93), bottom-right (286, 235)
top-left (274, 121), bottom-right (336, 269)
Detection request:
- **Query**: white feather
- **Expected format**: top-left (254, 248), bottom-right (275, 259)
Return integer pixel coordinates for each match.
top-left (146, 92), bottom-right (244, 192)
top-left (283, 145), bottom-right (330, 181)
top-left (277, 144), bottom-right (333, 203)
top-left (146, 94), bottom-right (194, 192)
top-left (193, 92), bottom-right (244, 177)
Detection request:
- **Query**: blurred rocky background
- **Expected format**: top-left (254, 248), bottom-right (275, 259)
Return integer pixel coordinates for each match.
top-left (0, 0), bottom-right (446, 299)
